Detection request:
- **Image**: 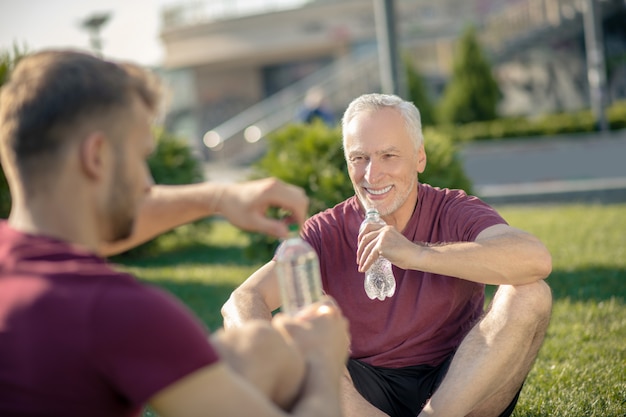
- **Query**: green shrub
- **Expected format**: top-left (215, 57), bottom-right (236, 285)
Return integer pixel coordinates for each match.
top-left (422, 127), bottom-right (473, 193)
top-left (243, 121), bottom-right (349, 261)
top-left (0, 45), bottom-right (27, 219)
top-left (607, 100), bottom-right (626, 130)
top-left (251, 121), bottom-right (351, 215)
top-left (149, 127), bottom-right (204, 185)
top-left (444, 100), bottom-right (626, 143)
top-left (244, 121), bottom-right (471, 261)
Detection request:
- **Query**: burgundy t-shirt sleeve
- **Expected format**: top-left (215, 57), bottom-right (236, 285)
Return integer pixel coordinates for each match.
top-left (441, 191), bottom-right (507, 242)
top-left (91, 279), bottom-right (220, 406)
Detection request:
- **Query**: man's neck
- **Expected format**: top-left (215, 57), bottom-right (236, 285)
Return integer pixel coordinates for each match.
top-left (9, 200), bottom-right (100, 253)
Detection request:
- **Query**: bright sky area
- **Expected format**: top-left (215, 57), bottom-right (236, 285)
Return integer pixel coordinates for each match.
top-left (0, 0), bottom-right (305, 67)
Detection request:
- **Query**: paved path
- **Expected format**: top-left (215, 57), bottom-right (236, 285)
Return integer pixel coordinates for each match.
top-left (460, 130), bottom-right (626, 204)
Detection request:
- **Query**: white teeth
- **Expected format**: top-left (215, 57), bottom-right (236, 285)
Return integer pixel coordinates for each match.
top-left (367, 185), bottom-right (392, 195)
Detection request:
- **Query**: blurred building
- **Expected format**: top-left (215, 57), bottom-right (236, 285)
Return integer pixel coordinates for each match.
top-left (157, 0), bottom-right (626, 160)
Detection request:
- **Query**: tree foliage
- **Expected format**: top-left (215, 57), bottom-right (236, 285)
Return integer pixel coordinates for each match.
top-left (438, 25), bottom-right (500, 124)
top-left (404, 55), bottom-right (437, 127)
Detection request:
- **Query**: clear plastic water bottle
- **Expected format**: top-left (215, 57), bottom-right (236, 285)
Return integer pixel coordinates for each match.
top-left (275, 226), bottom-right (323, 316)
top-left (359, 208), bottom-right (396, 301)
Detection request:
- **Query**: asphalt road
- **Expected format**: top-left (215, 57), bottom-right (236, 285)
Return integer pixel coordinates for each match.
top-left (460, 129), bottom-right (626, 204)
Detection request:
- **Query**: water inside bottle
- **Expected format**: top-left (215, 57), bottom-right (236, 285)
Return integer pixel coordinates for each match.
top-left (276, 237), bottom-right (323, 315)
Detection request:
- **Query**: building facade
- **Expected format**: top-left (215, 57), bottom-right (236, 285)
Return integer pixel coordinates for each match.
top-left (158, 0), bottom-right (626, 158)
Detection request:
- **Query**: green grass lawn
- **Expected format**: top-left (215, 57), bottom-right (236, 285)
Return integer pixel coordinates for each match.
top-left (116, 203), bottom-right (626, 417)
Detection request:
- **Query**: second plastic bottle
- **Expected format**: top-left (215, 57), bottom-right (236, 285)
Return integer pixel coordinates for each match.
top-left (275, 229), bottom-right (323, 316)
top-left (359, 208), bottom-right (396, 301)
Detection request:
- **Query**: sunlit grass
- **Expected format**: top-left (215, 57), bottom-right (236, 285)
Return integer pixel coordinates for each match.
top-left (116, 204), bottom-right (626, 416)
top-left (114, 220), bottom-right (262, 330)
top-left (494, 203), bottom-right (626, 416)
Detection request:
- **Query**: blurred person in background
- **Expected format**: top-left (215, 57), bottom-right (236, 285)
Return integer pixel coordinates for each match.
top-left (297, 86), bottom-right (335, 126)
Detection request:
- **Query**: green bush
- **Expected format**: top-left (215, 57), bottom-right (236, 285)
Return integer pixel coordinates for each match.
top-left (422, 127), bottom-right (473, 193)
top-left (443, 100), bottom-right (626, 143)
top-left (243, 121), bottom-right (349, 260)
top-left (0, 46), bottom-right (27, 219)
top-left (149, 127), bottom-right (204, 186)
top-left (244, 121), bottom-right (471, 261)
top-left (251, 121), bottom-right (351, 215)
top-left (606, 100), bottom-right (626, 130)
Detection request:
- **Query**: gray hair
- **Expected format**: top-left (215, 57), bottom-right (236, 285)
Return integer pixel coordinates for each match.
top-left (341, 93), bottom-right (423, 151)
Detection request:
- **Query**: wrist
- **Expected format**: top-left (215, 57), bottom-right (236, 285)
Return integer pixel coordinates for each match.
top-left (208, 183), bottom-right (227, 214)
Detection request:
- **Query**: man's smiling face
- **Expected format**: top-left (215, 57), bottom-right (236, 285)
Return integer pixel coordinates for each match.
top-left (344, 107), bottom-right (425, 224)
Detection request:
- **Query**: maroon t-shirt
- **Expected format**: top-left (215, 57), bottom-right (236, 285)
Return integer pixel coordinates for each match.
top-left (0, 221), bottom-right (220, 417)
top-left (302, 183), bottom-right (507, 368)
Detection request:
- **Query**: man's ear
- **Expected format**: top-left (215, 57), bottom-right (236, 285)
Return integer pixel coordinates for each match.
top-left (79, 132), bottom-right (110, 180)
top-left (416, 144), bottom-right (427, 174)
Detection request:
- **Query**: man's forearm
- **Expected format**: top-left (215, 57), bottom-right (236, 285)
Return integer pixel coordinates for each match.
top-left (99, 183), bottom-right (222, 256)
top-left (408, 229), bottom-right (552, 285)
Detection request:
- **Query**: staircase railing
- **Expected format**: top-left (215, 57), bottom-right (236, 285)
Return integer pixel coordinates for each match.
top-left (204, 48), bottom-right (381, 162)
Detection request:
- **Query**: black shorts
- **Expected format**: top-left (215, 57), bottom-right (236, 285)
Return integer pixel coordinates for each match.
top-left (347, 356), bottom-right (521, 417)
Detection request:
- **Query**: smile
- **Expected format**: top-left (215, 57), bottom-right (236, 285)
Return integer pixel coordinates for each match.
top-left (366, 185), bottom-right (392, 195)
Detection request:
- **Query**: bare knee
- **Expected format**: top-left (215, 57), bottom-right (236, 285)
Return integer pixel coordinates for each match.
top-left (518, 280), bottom-right (552, 322)
top-left (491, 280), bottom-right (552, 328)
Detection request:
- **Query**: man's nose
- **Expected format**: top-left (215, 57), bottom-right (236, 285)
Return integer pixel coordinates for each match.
top-left (365, 159), bottom-right (382, 184)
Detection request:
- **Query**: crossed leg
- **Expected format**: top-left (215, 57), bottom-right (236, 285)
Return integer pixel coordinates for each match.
top-left (341, 280), bottom-right (552, 417)
top-left (419, 280), bottom-right (552, 417)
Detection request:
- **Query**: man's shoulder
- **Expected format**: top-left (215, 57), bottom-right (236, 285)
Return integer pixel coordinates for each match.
top-left (419, 182), bottom-right (490, 210)
top-left (419, 182), bottom-right (471, 199)
top-left (302, 197), bottom-right (360, 246)
top-left (0, 222), bottom-right (143, 300)
top-left (306, 196), bottom-right (359, 226)
top-left (0, 224), bottom-right (113, 276)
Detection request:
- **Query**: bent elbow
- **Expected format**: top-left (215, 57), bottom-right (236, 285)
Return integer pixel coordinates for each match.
top-left (221, 294), bottom-right (237, 329)
top-left (221, 286), bottom-right (274, 329)
top-left (533, 250), bottom-right (553, 281)
top-left (221, 289), bottom-right (251, 329)
top-left (509, 248), bottom-right (552, 285)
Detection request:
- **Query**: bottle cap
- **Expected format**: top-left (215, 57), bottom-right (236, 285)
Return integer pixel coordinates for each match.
top-left (366, 207), bottom-right (379, 215)
top-left (287, 223), bottom-right (300, 237)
